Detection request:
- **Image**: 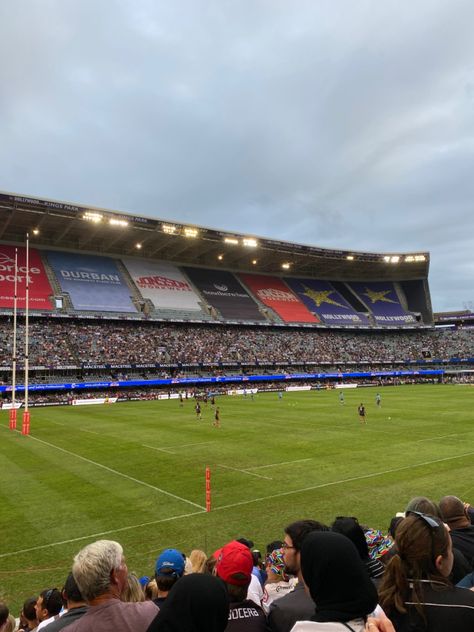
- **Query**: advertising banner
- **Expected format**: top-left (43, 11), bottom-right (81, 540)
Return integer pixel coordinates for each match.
top-left (349, 282), bottom-right (416, 325)
top-left (47, 251), bottom-right (136, 312)
top-left (286, 278), bottom-right (369, 326)
top-left (122, 258), bottom-right (202, 310)
top-left (239, 274), bottom-right (319, 323)
top-left (183, 268), bottom-right (265, 320)
top-left (0, 244), bottom-right (53, 309)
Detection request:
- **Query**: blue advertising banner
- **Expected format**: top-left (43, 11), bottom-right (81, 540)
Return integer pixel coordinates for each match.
top-left (183, 267), bottom-right (265, 320)
top-left (0, 369), bottom-right (444, 394)
top-left (47, 251), bottom-right (137, 312)
top-left (286, 278), bottom-right (370, 326)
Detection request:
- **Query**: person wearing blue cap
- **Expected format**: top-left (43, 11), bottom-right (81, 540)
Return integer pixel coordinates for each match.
top-left (153, 549), bottom-right (186, 607)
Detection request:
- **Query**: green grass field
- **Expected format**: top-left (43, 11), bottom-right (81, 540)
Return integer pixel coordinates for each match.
top-left (1, 383), bottom-right (474, 611)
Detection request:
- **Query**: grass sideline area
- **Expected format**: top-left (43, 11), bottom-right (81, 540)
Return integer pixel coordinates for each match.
top-left (1, 383), bottom-right (474, 610)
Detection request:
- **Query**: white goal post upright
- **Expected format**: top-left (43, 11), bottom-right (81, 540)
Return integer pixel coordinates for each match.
top-left (9, 248), bottom-right (18, 430)
top-left (21, 234), bottom-right (30, 435)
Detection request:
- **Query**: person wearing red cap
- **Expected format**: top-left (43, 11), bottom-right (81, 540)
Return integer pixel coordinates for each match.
top-left (215, 541), bottom-right (268, 631)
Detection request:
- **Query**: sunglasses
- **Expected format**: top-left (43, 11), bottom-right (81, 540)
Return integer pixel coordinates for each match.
top-left (406, 511), bottom-right (439, 529)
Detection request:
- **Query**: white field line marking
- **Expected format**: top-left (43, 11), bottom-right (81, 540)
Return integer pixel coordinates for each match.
top-left (143, 444), bottom-right (175, 454)
top-left (415, 431), bottom-right (474, 443)
top-left (0, 509), bottom-right (205, 559)
top-left (79, 428), bottom-right (101, 435)
top-left (246, 458), bottom-right (312, 470)
top-left (217, 463), bottom-right (272, 480)
top-left (18, 432), bottom-right (206, 511)
top-left (214, 450), bottom-right (474, 512)
top-left (143, 441), bottom-right (213, 453)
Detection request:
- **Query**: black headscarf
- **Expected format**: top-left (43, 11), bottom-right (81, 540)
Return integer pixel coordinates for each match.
top-left (146, 573), bottom-right (229, 632)
top-left (300, 531), bottom-right (378, 623)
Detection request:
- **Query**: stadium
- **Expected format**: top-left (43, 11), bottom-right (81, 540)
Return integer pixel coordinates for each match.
top-left (1, 191), bottom-right (474, 618)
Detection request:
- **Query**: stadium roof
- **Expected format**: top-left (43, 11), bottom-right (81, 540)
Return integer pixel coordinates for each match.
top-left (1, 191), bottom-right (430, 281)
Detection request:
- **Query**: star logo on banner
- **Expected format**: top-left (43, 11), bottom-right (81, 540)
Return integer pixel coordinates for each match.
top-left (363, 288), bottom-right (397, 304)
top-left (302, 286), bottom-right (347, 308)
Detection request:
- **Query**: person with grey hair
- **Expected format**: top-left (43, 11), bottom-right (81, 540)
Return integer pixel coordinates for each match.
top-left (65, 539), bottom-right (158, 632)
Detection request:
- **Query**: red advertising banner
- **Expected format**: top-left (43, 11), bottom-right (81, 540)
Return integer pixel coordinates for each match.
top-left (239, 274), bottom-right (319, 323)
top-left (0, 245), bottom-right (53, 309)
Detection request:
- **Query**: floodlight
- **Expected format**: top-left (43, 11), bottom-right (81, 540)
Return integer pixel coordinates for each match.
top-left (162, 224), bottom-right (177, 234)
top-left (282, 262), bottom-right (290, 269)
top-left (109, 218), bottom-right (128, 227)
top-left (243, 238), bottom-right (258, 248)
top-left (252, 259), bottom-right (257, 265)
top-left (136, 243), bottom-right (142, 249)
top-left (346, 255), bottom-right (354, 260)
top-left (415, 255), bottom-right (426, 262)
top-left (224, 237), bottom-right (239, 245)
top-left (390, 256), bottom-right (400, 263)
top-left (32, 228), bottom-right (40, 235)
top-left (405, 256), bottom-right (414, 262)
top-left (383, 256), bottom-right (391, 262)
top-left (184, 227), bottom-right (198, 238)
top-left (83, 212), bottom-right (103, 223)
top-left (218, 254), bottom-right (223, 261)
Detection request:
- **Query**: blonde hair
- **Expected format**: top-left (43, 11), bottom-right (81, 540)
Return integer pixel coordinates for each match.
top-left (188, 549), bottom-right (207, 574)
top-left (121, 573), bottom-right (145, 603)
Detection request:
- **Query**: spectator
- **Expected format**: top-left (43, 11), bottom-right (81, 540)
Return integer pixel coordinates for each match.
top-left (379, 512), bottom-right (474, 631)
top-left (146, 573), bottom-right (229, 632)
top-left (215, 540), bottom-right (267, 631)
top-left (439, 495), bottom-right (474, 569)
top-left (153, 549), bottom-right (185, 607)
top-left (66, 539), bottom-right (158, 632)
top-left (268, 519), bottom-right (329, 632)
top-left (41, 573), bottom-right (87, 632)
top-left (291, 531), bottom-right (378, 631)
top-left (35, 588), bottom-right (62, 630)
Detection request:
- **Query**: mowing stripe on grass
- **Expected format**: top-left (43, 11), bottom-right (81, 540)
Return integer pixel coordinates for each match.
top-left (17, 432), bottom-right (206, 511)
top-left (217, 464), bottom-right (272, 480)
top-left (3, 449), bottom-right (473, 560)
top-left (0, 509), bottom-right (206, 559)
top-left (214, 450), bottom-right (474, 511)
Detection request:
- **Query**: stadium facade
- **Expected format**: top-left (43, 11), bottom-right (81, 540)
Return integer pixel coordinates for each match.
top-left (1, 191), bottom-right (473, 406)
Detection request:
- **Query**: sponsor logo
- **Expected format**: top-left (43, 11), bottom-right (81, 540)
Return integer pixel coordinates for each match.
top-left (136, 275), bottom-right (191, 291)
top-left (0, 250), bottom-right (41, 282)
top-left (60, 268), bottom-right (120, 284)
top-left (214, 283), bottom-right (228, 292)
top-left (257, 288), bottom-right (298, 302)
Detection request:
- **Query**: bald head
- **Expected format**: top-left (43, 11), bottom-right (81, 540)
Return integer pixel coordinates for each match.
top-left (439, 495), bottom-right (468, 527)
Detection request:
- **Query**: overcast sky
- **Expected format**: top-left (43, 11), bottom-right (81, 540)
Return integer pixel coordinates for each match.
top-left (1, 1), bottom-right (473, 311)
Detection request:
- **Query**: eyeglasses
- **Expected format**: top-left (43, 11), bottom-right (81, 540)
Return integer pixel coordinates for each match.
top-left (406, 511), bottom-right (439, 529)
top-left (280, 543), bottom-right (296, 550)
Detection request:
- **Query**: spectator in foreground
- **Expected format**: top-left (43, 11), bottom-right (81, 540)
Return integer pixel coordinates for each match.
top-left (18, 598), bottom-right (38, 631)
top-left (145, 573), bottom-right (229, 632)
top-left (153, 549), bottom-right (185, 607)
top-left (268, 519), bottom-right (328, 632)
top-left (65, 539), bottom-right (158, 632)
top-left (439, 495), bottom-right (474, 569)
top-left (215, 540), bottom-right (267, 631)
top-left (42, 573), bottom-right (87, 632)
top-left (379, 512), bottom-right (474, 631)
top-left (35, 588), bottom-right (62, 630)
top-left (262, 548), bottom-right (297, 614)
top-left (331, 517), bottom-right (385, 586)
top-left (290, 531), bottom-right (378, 631)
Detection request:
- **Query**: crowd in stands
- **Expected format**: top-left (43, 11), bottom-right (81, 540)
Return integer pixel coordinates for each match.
top-left (2, 495), bottom-right (474, 631)
top-left (1, 319), bottom-right (474, 369)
